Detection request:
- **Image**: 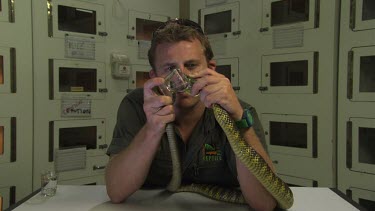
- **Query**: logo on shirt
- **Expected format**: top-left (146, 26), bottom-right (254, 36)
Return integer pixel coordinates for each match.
top-left (202, 144), bottom-right (222, 161)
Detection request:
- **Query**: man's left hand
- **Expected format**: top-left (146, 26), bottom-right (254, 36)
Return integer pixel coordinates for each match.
top-left (190, 68), bottom-right (243, 121)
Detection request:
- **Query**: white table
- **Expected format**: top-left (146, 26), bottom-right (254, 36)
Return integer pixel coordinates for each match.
top-left (9, 185), bottom-right (362, 211)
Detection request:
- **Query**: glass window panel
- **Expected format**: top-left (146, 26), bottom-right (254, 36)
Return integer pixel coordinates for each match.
top-left (362, 0), bottom-right (375, 21)
top-left (216, 65), bottom-right (231, 81)
top-left (271, 0), bottom-right (309, 26)
top-left (359, 198), bottom-right (375, 211)
top-left (59, 68), bottom-right (97, 92)
top-left (270, 60), bottom-right (308, 86)
top-left (358, 127), bottom-right (375, 164)
top-left (0, 56), bottom-right (3, 84)
top-left (136, 72), bottom-right (150, 88)
top-left (204, 10), bottom-right (232, 35)
top-left (136, 18), bottom-right (164, 41)
top-left (58, 5), bottom-right (96, 34)
top-left (270, 121), bottom-right (308, 148)
top-left (0, 126), bottom-right (3, 155)
top-left (59, 126), bottom-right (97, 149)
top-left (359, 56), bottom-right (375, 92)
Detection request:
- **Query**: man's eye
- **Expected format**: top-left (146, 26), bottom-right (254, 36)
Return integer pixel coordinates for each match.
top-left (167, 66), bottom-right (176, 71)
top-left (185, 63), bottom-right (197, 70)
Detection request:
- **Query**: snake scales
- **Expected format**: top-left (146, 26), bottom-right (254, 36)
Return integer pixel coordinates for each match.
top-left (165, 104), bottom-right (294, 209)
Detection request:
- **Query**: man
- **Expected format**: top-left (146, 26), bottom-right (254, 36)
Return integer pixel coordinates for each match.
top-left (105, 19), bottom-right (277, 211)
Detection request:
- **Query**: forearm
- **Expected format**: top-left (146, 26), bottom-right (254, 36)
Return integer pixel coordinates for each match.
top-left (237, 158), bottom-right (276, 211)
top-left (105, 124), bottom-right (163, 203)
top-left (236, 127), bottom-right (276, 211)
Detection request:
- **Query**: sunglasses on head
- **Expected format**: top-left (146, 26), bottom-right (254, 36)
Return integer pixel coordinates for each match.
top-left (153, 18), bottom-right (204, 37)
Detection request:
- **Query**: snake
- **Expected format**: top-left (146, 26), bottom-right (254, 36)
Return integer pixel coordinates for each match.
top-left (165, 104), bottom-right (294, 209)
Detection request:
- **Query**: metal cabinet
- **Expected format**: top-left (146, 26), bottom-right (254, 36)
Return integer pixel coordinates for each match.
top-left (338, 0), bottom-right (375, 204)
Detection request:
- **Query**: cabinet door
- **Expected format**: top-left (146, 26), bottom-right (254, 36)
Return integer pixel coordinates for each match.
top-left (348, 118), bottom-right (375, 175)
top-left (350, 187), bottom-right (375, 211)
top-left (348, 46), bottom-right (375, 101)
top-left (200, 2), bottom-right (240, 40)
top-left (0, 47), bottom-right (15, 93)
top-left (127, 10), bottom-right (168, 47)
top-left (0, 186), bottom-right (15, 210)
top-left (50, 59), bottom-right (106, 100)
top-left (261, 0), bottom-right (319, 32)
top-left (48, 0), bottom-right (107, 42)
top-left (0, 118), bottom-right (15, 164)
top-left (0, 0), bottom-right (14, 22)
top-left (262, 113), bottom-right (317, 158)
top-left (351, 0), bottom-right (375, 31)
top-left (261, 52), bottom-right (318, 94)
top-left (216, 57), bottom-right (239, 91)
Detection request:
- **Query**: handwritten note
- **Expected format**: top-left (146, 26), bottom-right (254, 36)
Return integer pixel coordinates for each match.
top-left (61, 95), bottom-right (92, 117)
top-left (65, 35), bottom-right (95, 60)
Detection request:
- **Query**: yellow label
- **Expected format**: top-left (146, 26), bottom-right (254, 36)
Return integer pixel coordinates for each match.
top-left (70, 87), bottom-right (84, 92)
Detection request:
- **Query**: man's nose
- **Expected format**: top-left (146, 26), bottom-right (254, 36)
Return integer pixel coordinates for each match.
top-left (179, 66), bottom-right (189, 75)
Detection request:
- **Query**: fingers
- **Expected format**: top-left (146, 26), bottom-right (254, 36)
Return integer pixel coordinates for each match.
top-left (145, 95), bottom-right (173, 110)
top-left (143, 77), bottom-right (175, 132)
top-left (189, 68), bottom-right (243, 118)
top-left (143, 77), bottom-right (165, 97)
top-left (188, 67), bottom-right (219, 78)
top-left (191, 75), bottom-right (229, 96)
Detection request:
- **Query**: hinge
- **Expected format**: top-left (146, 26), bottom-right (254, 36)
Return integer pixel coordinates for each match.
top-left (313, 52), bottom-right (319, 94)
top-left (99, 88), bottom-right (108, 93)
top-left (10, 48), bottom-right (16, 93)
top-left (346, 189), bottom-right (352, 199)
top-left (9, 0), bottom-right (15, 22)
top-left (314, 0), bottom-right (320, 28)
top-left (312, 116), bottom-right (318, 158)
top-left (47, 0), bottom-right (53, 37)
top-left (98, 32), bottom-right (108, 37)
top-left (349, 0), bottom-right (356, 30)
top-left (347, 51), bottom-right (354, 99)
top-left (346, 121), bottom-right (352, 169)
top-left (49, 121), bottom-right (54, 162)
top-left (233, 86), bottom-right (240, 91)
top-left (10, 117), bottom-right (16, 162)
top-left (232, 30), bottom-right (241, 36)
top-left (258, 86), bottom-right (268, 91)
top-left (99, 144), bottom-right (108, 149)
top-left (127, 35), bottom-right (135, 40)
top-left (93, 165), bottom-right (106, 170)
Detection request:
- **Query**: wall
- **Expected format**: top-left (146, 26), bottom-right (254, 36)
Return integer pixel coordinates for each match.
top-left (0, 0), bottom-right (179, 209)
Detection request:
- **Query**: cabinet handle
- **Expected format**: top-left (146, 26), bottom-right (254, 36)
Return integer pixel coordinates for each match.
top-left (272, 160), bottom-right (278, 164)
top-left (93, 165), bottom-right (106, 170)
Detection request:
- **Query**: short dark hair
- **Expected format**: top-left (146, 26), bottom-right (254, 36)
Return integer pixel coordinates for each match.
top-left (148, 19), bottom-right (214, 70)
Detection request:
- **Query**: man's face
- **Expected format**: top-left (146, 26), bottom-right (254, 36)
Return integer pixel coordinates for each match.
top-left (153, 39), bottom-right (209, 109)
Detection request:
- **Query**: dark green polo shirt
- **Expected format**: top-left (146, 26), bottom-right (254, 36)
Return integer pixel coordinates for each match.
top-left (107, 88), bottom-right (267, 187)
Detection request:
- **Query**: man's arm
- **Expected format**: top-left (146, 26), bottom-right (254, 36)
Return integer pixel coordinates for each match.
top-left (105, 78), bottom-right (174, 203)
top-left (236, 127), bottom-right (277, 211)
top-left (105, 123), bottom-right (163, 203)
top-left (191, 68), bottom-right (276, 211)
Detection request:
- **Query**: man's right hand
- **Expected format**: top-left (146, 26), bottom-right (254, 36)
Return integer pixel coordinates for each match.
top-left (143, 78), bottom-right (175, 134)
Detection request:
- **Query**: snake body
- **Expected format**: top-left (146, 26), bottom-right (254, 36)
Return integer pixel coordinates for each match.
top-left (166, 104), bottom-right (294, 209)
